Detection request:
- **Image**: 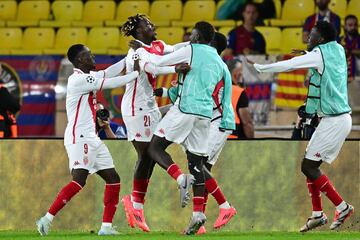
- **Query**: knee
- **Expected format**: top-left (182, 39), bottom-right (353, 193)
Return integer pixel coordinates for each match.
top-left (301, 158), bottom-right (320, 180)
top-left (73, 178), bottom-right (87, 187)
top-left (111, 171), bottom-right (121, 183)
top-left (187, 151), bottom-right (205, 182)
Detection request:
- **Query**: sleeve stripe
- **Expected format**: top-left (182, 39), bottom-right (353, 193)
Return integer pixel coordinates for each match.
top-left (99, 70), bottom-right (106, 91)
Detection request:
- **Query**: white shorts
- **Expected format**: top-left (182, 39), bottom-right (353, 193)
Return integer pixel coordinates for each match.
top-left (155, 105), bottom-right (210, 156)
top-left (305, 113), bottom-right (352, 164)
top-left (123, 109), bottom-right (162, 142)
top-left (207, 121), bottom-right (230, 165)
top-left (65, 140), bottom-right (114, 174)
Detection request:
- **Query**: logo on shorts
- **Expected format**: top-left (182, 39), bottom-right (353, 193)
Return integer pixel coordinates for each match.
top-left (84, 143), bottom-right (88, 154)
top-left (135, 133), bottom-right (142, 138)
top-left (83, 156), bottom-right (89, 165)
top-left (159, 128), bottom-right (165, 135)
top-left (314, 152), bottom-right (321, 158)
top-left (145, 128), bottom-right (151, 137)
top-left (74, 161), bottom-right (80, 166)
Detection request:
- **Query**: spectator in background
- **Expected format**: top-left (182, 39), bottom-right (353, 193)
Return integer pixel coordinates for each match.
top-left (224, 2), bottom-right (266, 59)
top-left (302, 0), bottom-right (340, 43)
top-left (183, 32), bottom-right (191, 42)
top-left (340, 15), bottom-right (360, 82)
top-left (96, 103), bottom-right (127, 139)
top-left (226, 59), bottom-right (254, 139)
top-left (0, 85), bottom-right (20, 138)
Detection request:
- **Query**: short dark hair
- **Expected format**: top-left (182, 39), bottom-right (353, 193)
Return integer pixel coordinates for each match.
top-left (315, 21), bottom-right (337, 43)
top-left (242, 1), bottom-right (258, 13)
top-left (227, 58), bottom-right (242, 73)
top-left (121, 14), bottom-right (150, 37)
top-left (211, 32), bottom-right (228, 54)
top-left (345, 14), bottom-right (358, 23)
top-left (194, 21), bottom-right (215, 43)
top-left (67, 44), bottom-right (85, 64)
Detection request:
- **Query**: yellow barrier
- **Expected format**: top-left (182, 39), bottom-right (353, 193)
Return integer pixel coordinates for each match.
top-left (0, 140), bottom-right (359, 231)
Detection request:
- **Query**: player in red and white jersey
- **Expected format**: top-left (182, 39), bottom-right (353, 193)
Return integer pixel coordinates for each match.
top-left (119, 14), bottom-right (189, 232)
top-left (36, 44), bottom-right (139, 236)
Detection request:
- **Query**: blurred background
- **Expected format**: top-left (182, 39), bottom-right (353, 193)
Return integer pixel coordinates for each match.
top-left (0, 0), bottom-right (360, 138)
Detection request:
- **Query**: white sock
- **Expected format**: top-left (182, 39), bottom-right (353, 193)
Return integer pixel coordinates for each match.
top-left (219, 201), bottom-right (231, 209)
top-left (192, 211), bottom-right (202, 217)
top-left (133, 201), bottom-right (144, 210)
top-left (336, 201), bottom-right (347, 212)
top-left (45, 212), bottom-right (54, 222)
top-left (312, 211), bottom-right (323, 217)
top-left (102, 222), bottom-right (112, 228)
top-left (176, 174), bottom-right (185, 186)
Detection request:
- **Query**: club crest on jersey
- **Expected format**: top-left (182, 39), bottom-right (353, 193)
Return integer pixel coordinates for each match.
top-left (84, 143), bottom-right (88, 154)
top-left (145, 128), bottom-right (151, 137)
top-left (86, 76), bottom-right (95, 84)
top-left (83, 156), bottom-right (89, 165)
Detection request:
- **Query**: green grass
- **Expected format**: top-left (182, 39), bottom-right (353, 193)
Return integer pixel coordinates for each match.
top-left (1, 231), bottom-right (360, 240)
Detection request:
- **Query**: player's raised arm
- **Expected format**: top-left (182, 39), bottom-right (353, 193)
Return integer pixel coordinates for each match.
top-left (252, 49), bottom-right (323, 73)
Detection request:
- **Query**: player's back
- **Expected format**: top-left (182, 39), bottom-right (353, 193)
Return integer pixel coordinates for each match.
top-left (64, 69), bottom-right (100, 145)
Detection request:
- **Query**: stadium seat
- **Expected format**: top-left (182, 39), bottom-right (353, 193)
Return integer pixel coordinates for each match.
top-left (218, 26), bottom-right (234, 37)
top-left (347, 0), bottom-right (360, 20)
top-left (87, 27), bottom-right (119, 54)
top-left (256, 27), bottom-right (281, 54)
top-left (7, 1), bottom-right (50, 27)
top-left (106, 1), bottom-right (150, 27)
top-left (12, 28), bottom-right (55, 55)
top-left (0, 1), bottom-right (17, 26)
top-left (40, 1), bottom-right (83, 27)
top-left (73, 1), bottom-right (116, 27)
top-left (156, 27), bottom-right (184, 45)
top-left (281, 28), bottom-right (307, 54)
top-left (327, 0), bottom-right (347, 19)
top-left (172, 0), bottom-right (215, 27)
top-left (150, 0), bottom-right (182, 27)
top-left (44, 28), bottom-right (87, 55)
top-left (108, 34), bottom-right (134, 55)
top-left (270, 0), bottom-right (314, 27)
top-left (273, 0), bottom-right (282, 19)
top-left (0, 28), bottom-right (22, 54)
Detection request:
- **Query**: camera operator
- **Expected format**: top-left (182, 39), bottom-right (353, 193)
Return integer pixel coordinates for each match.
top-left (96, 103), bottom-right (126, 139)
top-left (291, 105), bottom-right (319, 140)
top-left (0, 85), bottom-right (20, 138)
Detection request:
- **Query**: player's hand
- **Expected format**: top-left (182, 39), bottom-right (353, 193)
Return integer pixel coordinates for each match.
top-left (291, 49), bottom-right (306, 55)
top-left (175, 63), bottom-right (191, 74)
top-left (153, 88), bottom-right (163, 97)
top-left (129, 40), bottom-right (142, 50)
top-left (97, 117), bottom-right (110, 129)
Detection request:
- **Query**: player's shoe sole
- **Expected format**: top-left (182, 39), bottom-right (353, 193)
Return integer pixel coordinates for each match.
top-left (300, 213), bottom-right (328, 232)
top-left (330, 204), bottom-right (354, 230)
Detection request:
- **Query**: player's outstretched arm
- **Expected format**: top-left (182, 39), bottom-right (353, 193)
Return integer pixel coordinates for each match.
top-left (102, 58), bottom-right (126, 78)
top-left (100, 70), bottom-right (139, 90)
top-left (249, 50), bottom-right (322, 73)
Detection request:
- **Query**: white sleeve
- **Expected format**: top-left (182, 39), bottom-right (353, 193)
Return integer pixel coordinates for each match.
top-left (103, 59), bottom-right (126, 77)
top-left (254, 49), bottom-right (323, 73)
top-left (142, 61), bottom-right (176, 76)
top-left (162, 41), bottom-right (190, 54)
top-left (137, 45), bottom-right (192, 66)
top-left (70, 71), bottom-right (138, 95)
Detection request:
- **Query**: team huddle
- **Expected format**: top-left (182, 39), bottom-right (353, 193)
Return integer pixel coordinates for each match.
top-left (36, 14), bottom-right (354, 236)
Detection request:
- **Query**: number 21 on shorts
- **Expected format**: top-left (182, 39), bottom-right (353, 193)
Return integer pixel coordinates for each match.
top-left (144, 115), bottom-right (151, 127)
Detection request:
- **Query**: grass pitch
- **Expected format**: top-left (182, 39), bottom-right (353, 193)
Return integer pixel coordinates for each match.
top-left (1, 231), bottom-right (360, 240)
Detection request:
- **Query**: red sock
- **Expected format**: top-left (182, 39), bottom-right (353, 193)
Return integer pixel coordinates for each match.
top-left (132, 179), bottom-right (149, 204)
top-left (166, 164), bottom-right (183, 181)
top-left (313, 175), bottom-right (343, 207)
top-left (306, 178), bottom-right (322, 211)
top-left (48, 181), bottom-right (82, 216)
top-left (203, 190), bottom-right (209, 213)
top-left (205, 178), bottom-right (226, 205)
top-left (193, 197), bottom-right (205, 212)
top-left (103, 183), bottom-right (121, 223)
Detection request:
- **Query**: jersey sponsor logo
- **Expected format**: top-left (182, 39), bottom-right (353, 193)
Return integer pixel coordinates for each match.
top-left (158, 128), bottom-right (165, 135)
top-left (314, 152), bottom-right (321, 158)
top-left (74, 161), bottom-right (80, 166)
top-left (0, 62), bottom-right (22, 106)
top-left (135, 132), bottom-right (142, 138)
